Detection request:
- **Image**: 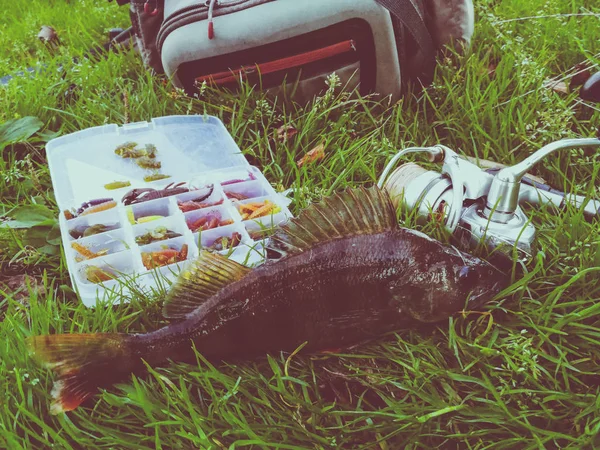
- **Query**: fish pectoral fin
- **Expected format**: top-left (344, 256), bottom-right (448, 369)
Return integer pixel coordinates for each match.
top-left (267, 186), bottom-right (397, 258)
top-left (388, 282), bottom-right (421, 315)
top-left (390, 284), bottom-right (440, 323)
top-left (163, 250), bottom-right (251, 319)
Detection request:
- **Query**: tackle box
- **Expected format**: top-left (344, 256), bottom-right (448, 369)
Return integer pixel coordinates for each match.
top-left (46, 115), bottom-right (293, 307)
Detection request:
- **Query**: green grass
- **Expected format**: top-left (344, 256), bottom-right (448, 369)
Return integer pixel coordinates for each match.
top-left (2, 0), bottom-right (600, 448)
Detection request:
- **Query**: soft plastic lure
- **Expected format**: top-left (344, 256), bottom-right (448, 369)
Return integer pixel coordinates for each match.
top-left (208, 232), bottom-right (242, 252)
top-left (143, 173), bottom-right (171, 182)
top-left (84, 266), bottom-right (117, 283)
top-left (178, 198), bottom-right (223, 213)
top-left (187, 214), bottom-right (230, 232)
top-left (78, 200), bottom-right (117, 217)
top-left (237, 200), bottom-right (280, 220)
top-left (104, 181), bottom-right (131, 190)
top-left (141, 244), bottom-right (188, 270)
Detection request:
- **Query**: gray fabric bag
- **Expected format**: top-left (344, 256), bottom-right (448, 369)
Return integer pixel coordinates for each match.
top-left (126, 0), bottom-right (474, 102)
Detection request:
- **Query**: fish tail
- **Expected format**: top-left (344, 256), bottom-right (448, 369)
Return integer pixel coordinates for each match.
top-left (27, 333), bottom-right (136, 414)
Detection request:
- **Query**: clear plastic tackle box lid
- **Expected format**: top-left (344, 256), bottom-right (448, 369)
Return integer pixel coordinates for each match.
top-left (46, 115), bottom-right (293, 307)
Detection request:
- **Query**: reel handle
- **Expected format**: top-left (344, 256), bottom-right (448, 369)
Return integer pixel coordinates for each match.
top-left (580, 71), bottom-right (600, 103)
top-left (484, 137), bottom-right (600, 223)
top-left (486, 169), bottom-right (600, 218)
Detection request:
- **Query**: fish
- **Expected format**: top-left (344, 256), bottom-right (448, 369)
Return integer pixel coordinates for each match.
top-left (27, 186), bottom-right (506, 414)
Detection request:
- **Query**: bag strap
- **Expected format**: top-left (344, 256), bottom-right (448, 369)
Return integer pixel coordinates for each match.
top-left (373, 0), bottom-right (436, 81)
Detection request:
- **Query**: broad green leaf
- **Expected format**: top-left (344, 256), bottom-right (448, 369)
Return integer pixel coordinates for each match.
top-left (38, 244), bottom-right (59, 255)
top-left (46, 223), bottom-right (62, 245)
top-left (36, 129), bottom-right (61, 143)
top-left (2, 204), bottom-right (56, 229)
top-left (0, 116), bottom-right (43, 151)
top-left (23, 227), bottom-right (51, 247)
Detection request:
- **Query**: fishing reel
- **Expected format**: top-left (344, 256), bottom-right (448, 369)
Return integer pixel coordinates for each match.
top-left (378, 133), bottom-right (600, 262)
top-left (377, 71), bottom-right (600, 263)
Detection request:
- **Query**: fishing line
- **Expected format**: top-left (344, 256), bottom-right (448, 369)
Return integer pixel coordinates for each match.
top-left (493, 53), bottom-right (600, 110)
top-left (496, 11), bottom-right (600, 24)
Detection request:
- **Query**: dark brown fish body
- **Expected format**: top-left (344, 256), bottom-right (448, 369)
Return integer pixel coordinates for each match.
top-left (137, 230), bottom-right (498, 365)
top-left (28, 187), bottom-right (505, 414)
top-left (138, 233), bottom-right (411, 363)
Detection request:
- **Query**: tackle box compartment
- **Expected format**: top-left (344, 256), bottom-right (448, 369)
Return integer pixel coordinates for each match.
top-left (46, 115), bottom-right (292, 307)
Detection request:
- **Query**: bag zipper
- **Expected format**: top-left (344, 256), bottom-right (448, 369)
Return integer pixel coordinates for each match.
top-left (158, 0), bottom-right (273, 50)
top-left (195, 40), bottom-right (357, 86)
top-left (162, 0), bottom-right (253, 25)
top-left (207, 0), bottom-right (217, 39)
top-left (144, 0), bottom-right (159, 16)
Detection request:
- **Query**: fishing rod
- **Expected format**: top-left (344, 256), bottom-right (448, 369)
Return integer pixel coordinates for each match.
top-left (379, 74), bottom-right (600, 262)
top-left (494, 53), bottom-right (600, 110)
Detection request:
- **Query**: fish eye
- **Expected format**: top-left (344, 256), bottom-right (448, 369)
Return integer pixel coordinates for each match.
top-left (458, 266), bottom-right (480, 286)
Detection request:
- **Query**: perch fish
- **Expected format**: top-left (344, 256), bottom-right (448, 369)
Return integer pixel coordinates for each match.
top-left (28, 186), bottom-right (505, 414)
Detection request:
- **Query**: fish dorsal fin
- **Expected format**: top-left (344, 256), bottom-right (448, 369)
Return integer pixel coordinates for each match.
top-left (163, 250), bottom-right (251, 319)
top-left (267, 186), bottom-right (397, 257)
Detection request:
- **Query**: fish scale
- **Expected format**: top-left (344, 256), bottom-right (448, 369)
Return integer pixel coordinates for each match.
top-left (28, 186), bottom-right (506, 414)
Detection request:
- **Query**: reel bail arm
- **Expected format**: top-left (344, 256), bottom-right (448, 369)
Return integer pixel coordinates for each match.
top-left (377, 146), bottom-right (444, 190)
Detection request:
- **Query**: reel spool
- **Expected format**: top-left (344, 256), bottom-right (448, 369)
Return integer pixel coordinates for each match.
top-left (377, 146), bottom-right (468, 234)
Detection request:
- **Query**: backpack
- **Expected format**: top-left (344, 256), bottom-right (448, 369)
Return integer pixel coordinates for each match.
top-left (123, 0), bottom-right (474, 102)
